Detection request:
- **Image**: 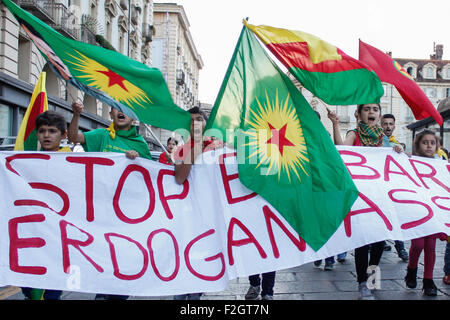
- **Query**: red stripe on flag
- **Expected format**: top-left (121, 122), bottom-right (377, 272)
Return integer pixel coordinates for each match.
top-left (359, 40), bottom-right (443, 125)
top-left (24, 92), bottom-right (46, 141)
top-left (266, 42), bottom-right (367, 73)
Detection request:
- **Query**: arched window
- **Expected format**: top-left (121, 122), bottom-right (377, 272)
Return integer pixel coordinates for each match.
top-left (423, 64), bottom-right (436, 79)
top-left (407, 67), bottom-right (413, 76)
top-left (403, 62), bottom-right (417, 78)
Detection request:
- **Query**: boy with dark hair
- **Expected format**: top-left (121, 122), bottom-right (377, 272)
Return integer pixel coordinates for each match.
top-left (173, 106), bottom-right (208, 300)
top-left (174, 106), bottom-right (211, 184)
top-left (68, 102), bottom-right (151, 160)
top-left (35, 110), bottom-right (71, 152)
top-left (381, 114), bottom-right (398, 144)
top-left (380, 113), bottom-right (409, 261)
top-left (21, 110), bottom-right (69, 300)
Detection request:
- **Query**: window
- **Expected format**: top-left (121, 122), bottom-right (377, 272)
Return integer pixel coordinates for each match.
top-left (446, 88), bottom-right (450, 98)
top-left (446, 68), bottom-right (450, 79)
top-left (404, 63), bottom-right (417, 78)
top-left (43, 64), bottom-right (60, 98)
top-left (0, 104), bottom-right (12, 138)
top-left (83, 93), bottom-right (97, 115)
top-left (407, 67), bottom-right (414, 76)
top-left (405, 101), bottom-right (414, 121)
top-left (18, 36), bottom-right (31, 82)
top-left (151, 39), bottom-right (164, 71)
top-left (423, 64), bottom-right (436, 79)
top-left (383, 84), bottom-right (388, 97)
top-left (106, 21), bottom-right (112, 42)
top-left (119, 32), bottom-right (125, 54)
top-left (425, 87), bottom-right (436, 98)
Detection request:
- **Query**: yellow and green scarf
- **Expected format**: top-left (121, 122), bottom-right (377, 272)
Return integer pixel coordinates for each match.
top-left (357, 122), bottom-right (384, 147)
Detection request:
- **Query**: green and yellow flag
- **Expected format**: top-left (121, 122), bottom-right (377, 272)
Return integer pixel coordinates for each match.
top-left (14, 72), bottom-right (48, 151)
top-left (205, 24), bottom-right (358, 251)
top-left (2, 0), bottom-right (190, 132)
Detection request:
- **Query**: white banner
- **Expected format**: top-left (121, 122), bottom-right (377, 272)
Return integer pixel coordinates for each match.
top-left (0, 146), bottom-right (448, 296)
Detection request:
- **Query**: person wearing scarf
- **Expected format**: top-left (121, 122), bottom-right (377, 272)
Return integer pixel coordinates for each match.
top-left (327, 103), bottom-right (402, 300)
top-left (68, 102), bottom-right (151, 160)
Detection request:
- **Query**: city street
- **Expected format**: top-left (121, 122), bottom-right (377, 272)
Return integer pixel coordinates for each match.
top-left (1, 239), bottom-right (448, 300)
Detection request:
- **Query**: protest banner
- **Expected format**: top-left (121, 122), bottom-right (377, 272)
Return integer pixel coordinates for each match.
top-left (0, 146), bottom-right (448, 296)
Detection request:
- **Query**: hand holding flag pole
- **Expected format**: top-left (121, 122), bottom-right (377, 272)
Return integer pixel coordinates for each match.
top-left (143, 123), bottom-right (169, 156)
top-left (65, 87), bottom-right (169, 156)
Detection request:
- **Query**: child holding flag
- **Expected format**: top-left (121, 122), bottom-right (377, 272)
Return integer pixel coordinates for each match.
top-left (68, 101), bottom-right (151, 300)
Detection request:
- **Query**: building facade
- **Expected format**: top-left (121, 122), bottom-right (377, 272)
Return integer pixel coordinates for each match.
top-left (0, 0), bottom-right (165, 150)
top-left (396, 44), bottom-right (450, 149)
top-left (151, 3), bottom-right (203, 146)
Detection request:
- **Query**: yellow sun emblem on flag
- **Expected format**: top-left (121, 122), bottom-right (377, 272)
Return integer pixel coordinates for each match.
top-left (66, 50), bottom-right (151, 110)
top-left (244, 90), bottom-right (309, 182)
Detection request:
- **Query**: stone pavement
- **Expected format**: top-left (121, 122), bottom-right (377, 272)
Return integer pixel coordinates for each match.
top-left (1, 240), bottom-right (449, 300)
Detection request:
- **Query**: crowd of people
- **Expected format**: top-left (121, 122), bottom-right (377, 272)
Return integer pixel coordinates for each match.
top-left (16, 101), bottom-right (449, 300)
top-left (326, 103), bottom-right (449, 300)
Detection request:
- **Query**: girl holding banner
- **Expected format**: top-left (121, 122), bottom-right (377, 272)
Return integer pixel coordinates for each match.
top-left (327, 103), bottom-right (403, 300)
top-left (404, 130), bottom-right (449, 296)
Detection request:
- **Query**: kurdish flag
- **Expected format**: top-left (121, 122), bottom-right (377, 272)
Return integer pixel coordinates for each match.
top-left (205, 24), bottom-right (359, 251)
top-left (359, 40), bottom-right (443, 126)
top-left (14, 72), bottom-right (48, 151)
top-left (245, 22), bottom-right (384, 106)
top-left (2, 0), bottom-right (191, 132)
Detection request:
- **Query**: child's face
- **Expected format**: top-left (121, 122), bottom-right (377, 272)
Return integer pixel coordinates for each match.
top-left (417, 134), bottom-right (437, 157)
top-left (359, 104), bottom-right (381, 126)
top-left (37, 125), bottom-right (67, 151)
top-left (110, 108), bottom-right (133, 130)
top-left (167, 140), bottom-right (177, 152)
top-left (190, 113), bottom-right (206, 139)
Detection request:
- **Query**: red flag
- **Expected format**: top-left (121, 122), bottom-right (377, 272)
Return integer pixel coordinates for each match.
top-left (14, 72), bottom-right (48, 151)
top-left (358, 40), bottom-right (443, 126)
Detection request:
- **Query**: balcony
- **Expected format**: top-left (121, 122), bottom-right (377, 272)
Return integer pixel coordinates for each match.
top-left (79, 24), bottom-right (97, 46)
top-left (18, 0), bottom-right (55, 22)
top-left (19, 1), bottom-right (78, 40)
top-left (176, 69), bottom-right (185, 86)
top-left (50, 3), bottom-right (78, 40)
top-left (142, 23), bottom-right (153, 43)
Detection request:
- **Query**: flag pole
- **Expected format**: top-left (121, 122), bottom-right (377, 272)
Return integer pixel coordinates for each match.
top-left (63, 77), bottom-right (169, 156)
top-left (143, 123), bottom-right (169, 155)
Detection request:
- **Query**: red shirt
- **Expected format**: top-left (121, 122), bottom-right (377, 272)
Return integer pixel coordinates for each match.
top-left (174, 138), bottom-right (217, 161)
top-left (158, 152), bottom-right (173, 165)
top-left (353, 131), bottom-right (362, 146)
